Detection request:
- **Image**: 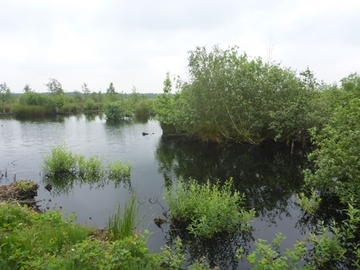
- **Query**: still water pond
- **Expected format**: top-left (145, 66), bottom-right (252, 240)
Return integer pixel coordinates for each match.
top-left (0, 114), bottom-right (314, 269)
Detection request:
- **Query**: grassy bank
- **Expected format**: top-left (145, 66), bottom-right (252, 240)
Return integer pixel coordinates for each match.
top-left (0, 197), bottom-right (215, 270)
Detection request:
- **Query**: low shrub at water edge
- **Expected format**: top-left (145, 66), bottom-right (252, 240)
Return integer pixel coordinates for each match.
top-left (164, 178), bottom-right (255, 238)
top-left (0, 202), bottom-right (216, 270)
top-left (12, 104), bottom-right (55, 117)
top-left (59, 103), bottom-right (83, 114)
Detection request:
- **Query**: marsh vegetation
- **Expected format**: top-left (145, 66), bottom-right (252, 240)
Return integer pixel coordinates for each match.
top-left (1, 45), bottom-right (360, 269)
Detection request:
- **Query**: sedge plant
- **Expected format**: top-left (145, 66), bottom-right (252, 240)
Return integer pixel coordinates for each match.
top-left (107, 194), bottom-right (138, 241)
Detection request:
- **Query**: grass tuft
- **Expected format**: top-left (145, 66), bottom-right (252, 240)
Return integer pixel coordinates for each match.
top-left (107, 194), bottom-right (138, 241)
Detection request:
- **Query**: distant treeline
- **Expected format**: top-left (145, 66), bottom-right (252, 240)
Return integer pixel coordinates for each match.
top-left (0, 80), bottom-right (160, 118)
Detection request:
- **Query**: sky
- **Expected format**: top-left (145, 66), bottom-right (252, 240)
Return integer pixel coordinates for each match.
top-left (1, 0), bottom-right (359, 94)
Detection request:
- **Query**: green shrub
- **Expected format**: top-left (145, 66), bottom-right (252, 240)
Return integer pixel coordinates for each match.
top-left (164, 178), bottom-right (255, 238)
top-left (104, 101), bottom-right (131, 121)
top-left (84, 99), bottom-right (95, 110)
top-left (0, 203), bottom-right (32, 230)
top-left (134, 99), bottom-right (152, 117)
top-left (0, 203), bottom-right (92, 270)
top-left (60, 238), bottom-right (107, 270)
top-left (43, 143), bottom-right (78, 176)
top-left (304, 94), bottom-right (360, 206)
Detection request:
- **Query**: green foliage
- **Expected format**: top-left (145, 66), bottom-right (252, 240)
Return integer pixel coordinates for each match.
top-left (23, 84), bottom-right (32, 93)
top-left (59, 102), bottom-right (83, 114)
top-left (134, 99), bottom-right (153, 117)
top-left (0, 103), bottom-right (12, 113)
top-left (159, 236), bottom-right (186, 269)
top-left (81, 82), bottom-right (90, 95)
top-left (78, 155), bottom-right (105, 181)
top-left (154, 72), bottom-right (178, 134)
top-left (341, 72), bottom-right (360, 93)
top-left (106, 82), bottom-right (116, 95)
top-left (243, 194), bottom-right (360, 269)
top-left (241, 233), bottom-right (308, 270)
top-left (295, 188), bottom-right (322, 214)
top-left (13, 179), bottom-right (36, 192)
top-left (0, 82), bottom-right (13, 104)
top-left (46, 78), bottom-right (64, 95)
top-left (304, 93), bottom-right (360, 206)
top-left (0, 203), bottom-right (91, 270)
top-left (43, 143), bottom-right (78, 177)
top-left (107, 195), bottom-right (138, 241)
top-left (104, 101), bottom-right (131, 121)
top-left (84, 99), bottom-right (95, 110)
top-left (242, 73), bottom-right (360, 269)
top-left (18, 91), bottom-right (51, 106)
top-left (164, 178), bottom-right (255, 238)
top-left (108, 161), bottom-right (132, 184)
top-left (0, 202), bottom-right (215, 270)
top-left (11, 105), bottom-right (54, 117)
top-left (156, 46), bottom-right (329, 143)
top-left (42, 144), bottom-right (132, 193)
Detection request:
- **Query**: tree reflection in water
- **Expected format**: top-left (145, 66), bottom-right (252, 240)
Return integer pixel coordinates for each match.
top-left (167, 223), bottom-right (254, 269)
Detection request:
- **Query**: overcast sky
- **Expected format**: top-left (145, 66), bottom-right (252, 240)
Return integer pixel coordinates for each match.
top-left (1, 0), bottom-right (359, 94)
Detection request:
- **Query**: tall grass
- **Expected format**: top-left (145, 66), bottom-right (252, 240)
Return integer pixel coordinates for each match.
top-left (107, 195), bottom-right (138, 241)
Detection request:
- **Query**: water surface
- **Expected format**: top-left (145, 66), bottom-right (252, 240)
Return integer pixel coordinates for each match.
top-left (0, 114), bottom-right (314, 269)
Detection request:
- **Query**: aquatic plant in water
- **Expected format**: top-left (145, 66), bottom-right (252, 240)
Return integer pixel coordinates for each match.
top-left (164, 178), bottom-right (255, 238)
top-left (108, 161), bottom-right (131, 185)
top-left (43, 143), bottom-right (78, 177)
top-left (42, 144), bottom-right (132, 195)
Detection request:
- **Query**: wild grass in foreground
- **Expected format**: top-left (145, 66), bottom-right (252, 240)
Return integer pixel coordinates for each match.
top-left (0, 201), bottom-right (216, 270)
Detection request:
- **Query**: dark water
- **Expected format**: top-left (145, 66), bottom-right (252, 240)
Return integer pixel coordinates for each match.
top-left (0, 114), bottom-right (315, 269)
